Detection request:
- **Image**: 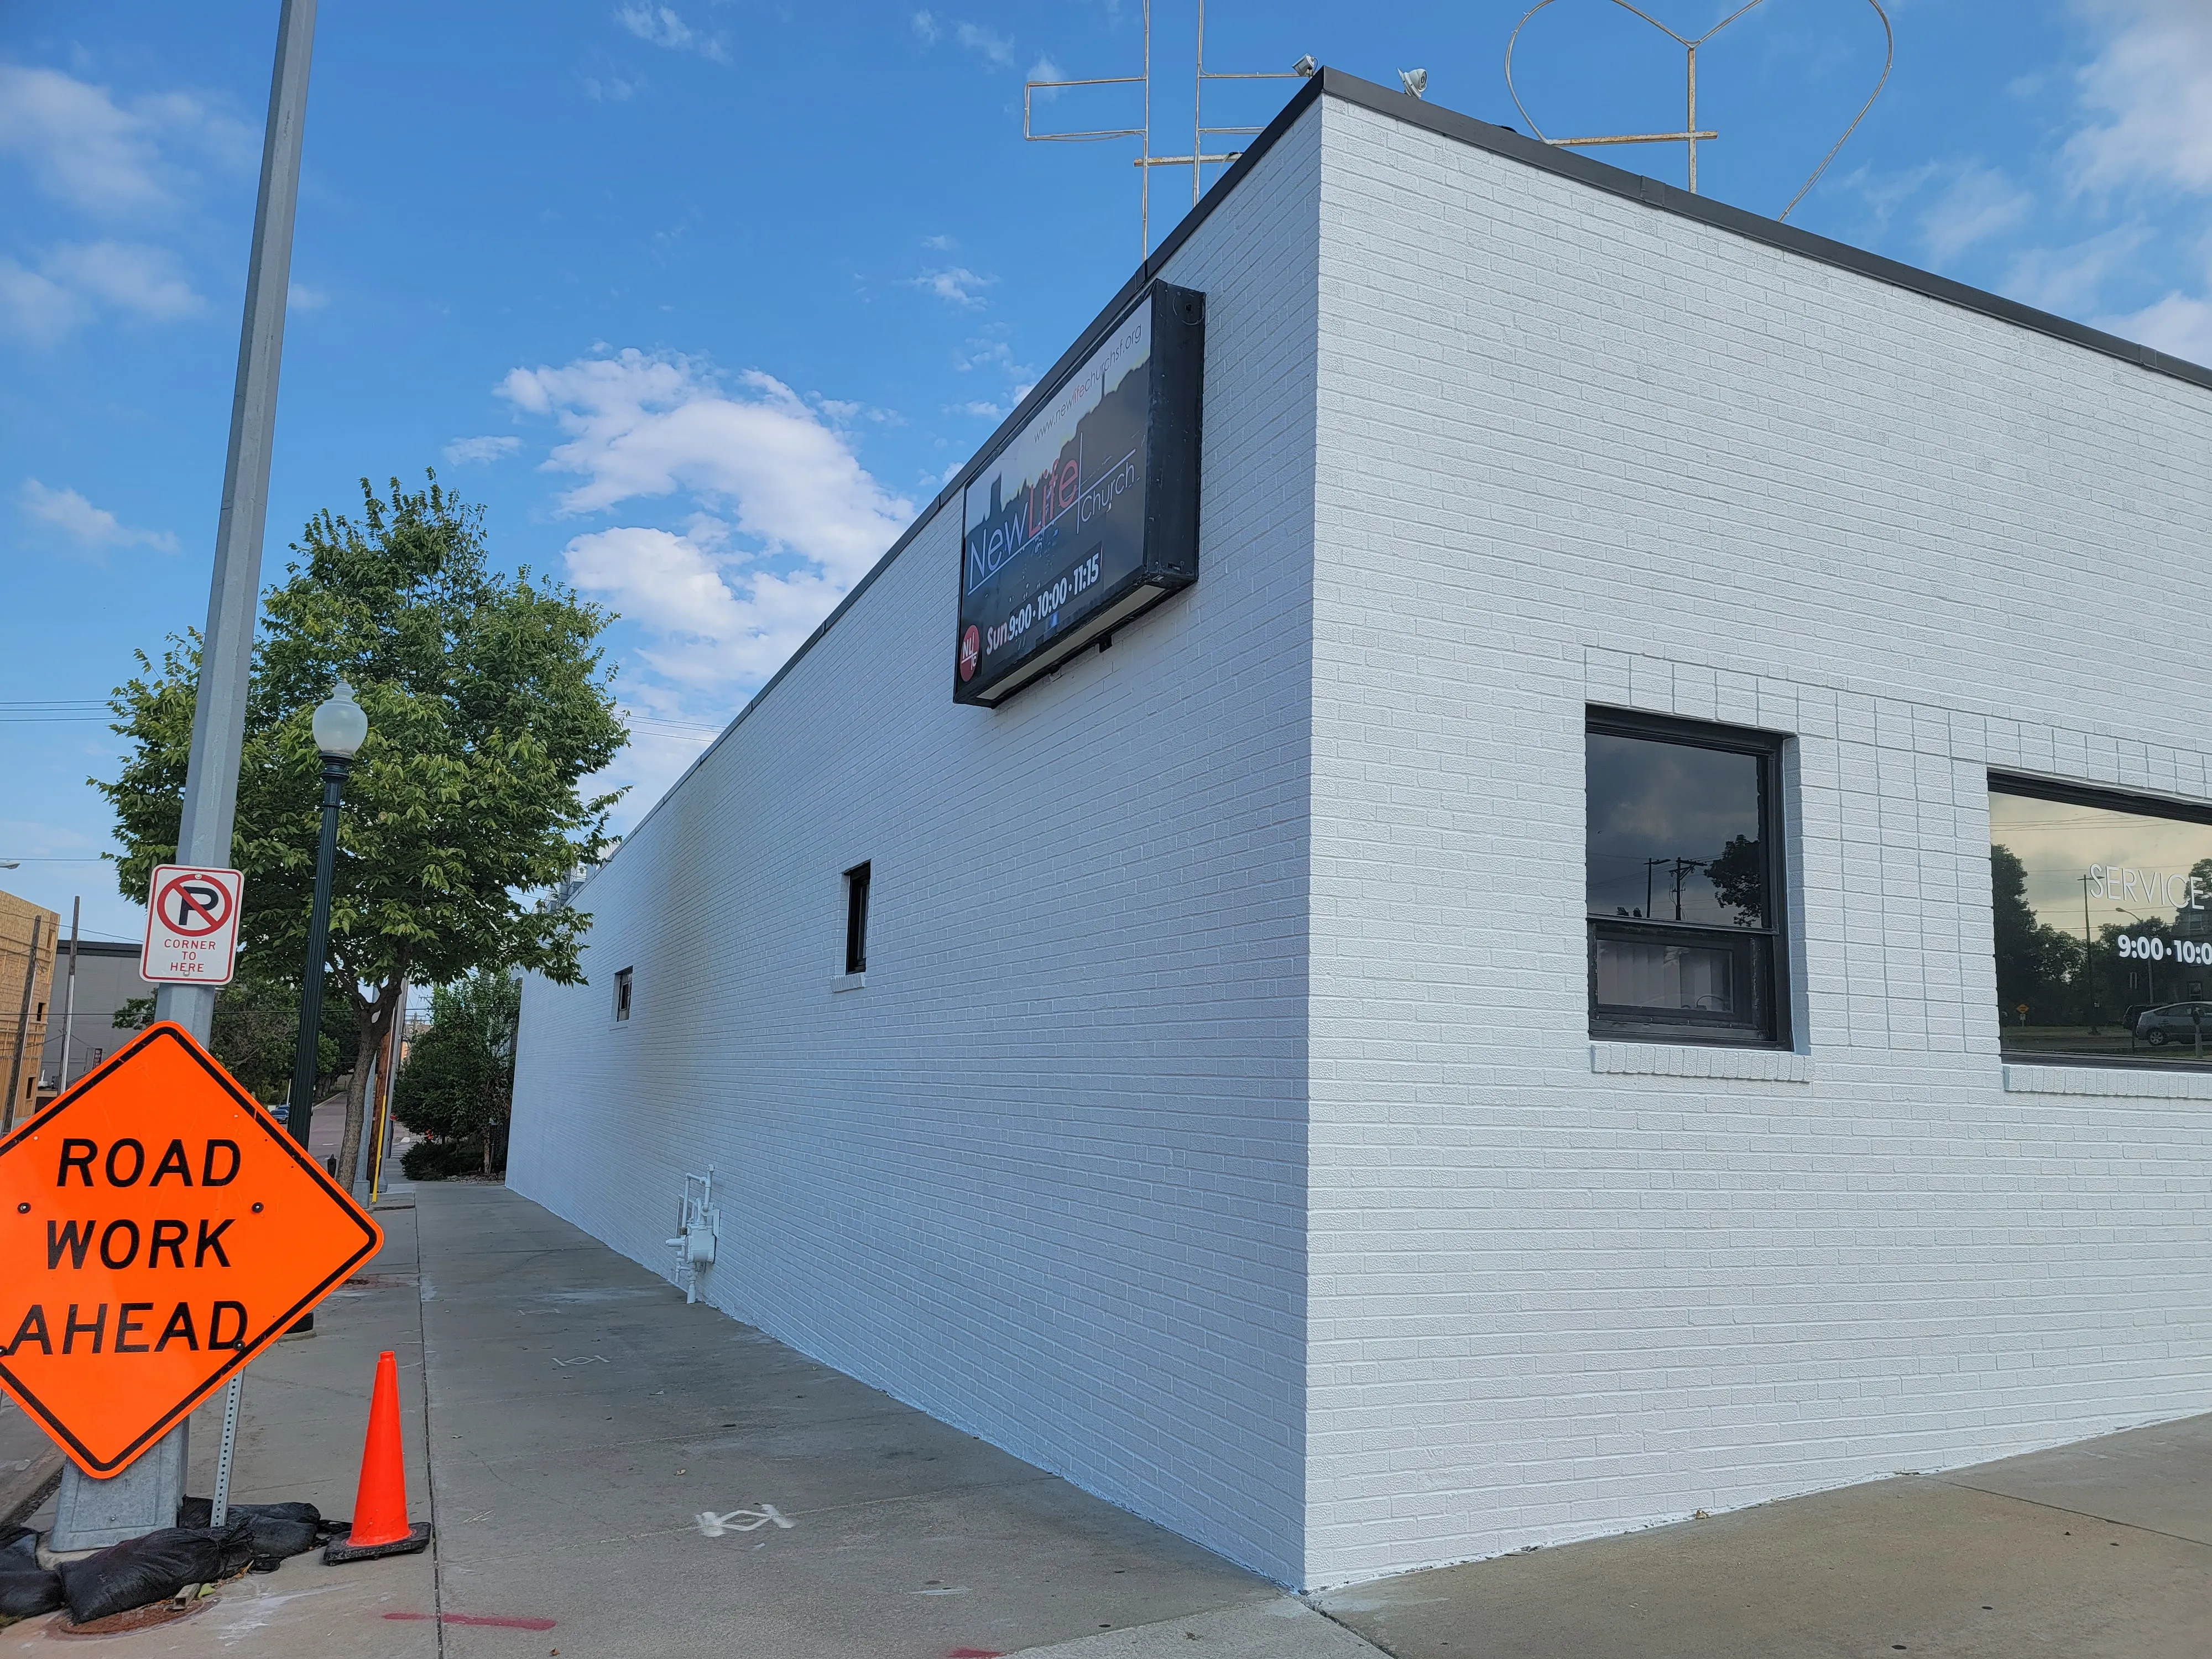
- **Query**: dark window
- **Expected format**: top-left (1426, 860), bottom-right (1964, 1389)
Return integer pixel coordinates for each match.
top-left (1990, 774), bottom-right (2212, 1068)
top-left (844, 863), bottom-right (871, 975)
top-left (613, 967), bottom-right (633, 1022)
top-left (1587, 710), bottom-right (1788, 1045)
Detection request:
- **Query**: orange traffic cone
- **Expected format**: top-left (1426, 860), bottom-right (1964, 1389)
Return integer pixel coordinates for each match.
top-left (324, 1349), bottom-right (434, 1563)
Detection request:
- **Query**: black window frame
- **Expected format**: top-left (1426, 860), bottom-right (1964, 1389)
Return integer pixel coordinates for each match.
top-left (1587, 707), bottom-right (1792, 1049)
top-left (613, 966), bottom-right (633, 1022)
top-left (843, 862), bottom-right (871, 976)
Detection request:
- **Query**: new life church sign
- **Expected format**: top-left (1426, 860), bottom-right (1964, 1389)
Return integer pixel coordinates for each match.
top-left (508, 71), bottom-right (2212, 1589)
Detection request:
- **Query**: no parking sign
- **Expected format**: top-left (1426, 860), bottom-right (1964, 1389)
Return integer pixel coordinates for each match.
top-left (140, 864), bottom-right (244, 985)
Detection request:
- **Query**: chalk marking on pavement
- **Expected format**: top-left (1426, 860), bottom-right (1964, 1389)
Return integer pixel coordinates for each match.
top-left (696, 1504), bottom-right (795, 1537)
top-left (385, 1611), bottom-right (559, 1631)
top-left (912, 1585), bottom-right (971, 1595)
top-left (552, 1354), bottom-right (608, 1366)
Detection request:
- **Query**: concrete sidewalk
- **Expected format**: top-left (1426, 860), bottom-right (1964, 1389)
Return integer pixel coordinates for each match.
top-left (1316, 1415), bottom-right (2212, 1659)
top-left (3, 1176), bottom-right (1302, 1657)
top-left (2, 1175), bottom-right (2205, 1658)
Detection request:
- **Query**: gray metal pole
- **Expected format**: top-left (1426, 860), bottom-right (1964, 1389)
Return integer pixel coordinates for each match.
top-left (51, 0), bottom-right (319, 1553)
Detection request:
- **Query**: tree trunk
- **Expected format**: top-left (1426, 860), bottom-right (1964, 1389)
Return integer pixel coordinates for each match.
top-left (334, 985), bottom-right (398, 1196)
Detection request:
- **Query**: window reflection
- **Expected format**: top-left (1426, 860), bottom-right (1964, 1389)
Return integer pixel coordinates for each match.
top-left (1587, 717), bottom-right (1783, 1045)
top-left (1990, 782), bottom-right (2212, 1068)
top-left (1587, 734), bottom-right (1765, 927)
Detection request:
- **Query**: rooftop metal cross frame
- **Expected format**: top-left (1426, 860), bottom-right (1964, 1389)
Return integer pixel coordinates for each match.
top-left (1022, 0), bottom-right (1314, 260)
top-left (1503, 0), bottom-right (1891, 220)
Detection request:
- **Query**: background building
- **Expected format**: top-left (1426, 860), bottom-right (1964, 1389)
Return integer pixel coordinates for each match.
top-left (0, 890), bottom-right (58, 1130)
top-left (36, 940), bottom-right (159, 1095)
top-left (509, 72), bottom-right (2212, 1589)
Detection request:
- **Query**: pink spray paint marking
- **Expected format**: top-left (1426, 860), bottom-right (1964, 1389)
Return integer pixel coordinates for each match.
top-left (383, 1611), bottom-right (559, 1631)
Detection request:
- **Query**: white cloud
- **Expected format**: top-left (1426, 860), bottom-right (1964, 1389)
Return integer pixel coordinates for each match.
top-left (582, 74), bottom-right (642, 102)
top-left (443, 435), bottom-right (523, 466)
top-left (19, 478), bottom-right (178, 552)
top-left (0, 258), bottom-right (91, 345)
top-left (0, 63), bottom-right (249, 217)
top-left (0, 241), bottom-right (204, 341)
top-left (563, 523), bottom-right (848, 687)
top-left (911, 10), bottom-right (942, 45)
top-left (42, 241), bottom-right (202, 320)
top-left (1918, 162), bottom-right (2033, 263)
top-left (914, 266), bottom-right (996, 307)
top-left (1029, 54), bottom-right (1063, 85)
top-left (921, 232), bottom-right (954, 251)
top-left (2065, 0), bottom-right (2212, 196)
top-left (613, 4), bottom-right (729, 61)
top-left (287, 280), bottom-right (328, 312)
top-left (2002, 224), bottom-right (2152, 314)
top-left (947, 399), bottom-right (1004, 419)
top-left (498, 350), bottom-right (918, 817)
top-left (498, 348), bottom-right (912, 581)
top-left (954, 22), bottom-right (1015, 67)
top-left (2096, 292), bottom-right (2212, 364)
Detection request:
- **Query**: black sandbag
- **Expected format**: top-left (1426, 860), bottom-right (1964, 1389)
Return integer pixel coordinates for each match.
top-left (175, 1498), bottom-right (327, 1557)
top-left (0, 1524), bottom-right (36, 1560)
top-left (0, 1565), bottom-right (62, 1620)
top-left (57, 1519), bottom-right (254, 1624)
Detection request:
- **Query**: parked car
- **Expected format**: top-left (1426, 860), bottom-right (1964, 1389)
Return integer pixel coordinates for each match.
top-left (2135, 1003), bottom-right (2212, 1045)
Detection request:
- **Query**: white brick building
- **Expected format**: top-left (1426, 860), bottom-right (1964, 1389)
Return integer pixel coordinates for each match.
top-left (510, 71), bottom-right (2212, 1589)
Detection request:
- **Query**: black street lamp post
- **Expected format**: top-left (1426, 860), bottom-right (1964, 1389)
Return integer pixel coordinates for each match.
top-left (281, 681), bottom-right (366, 1336)
top-left (284, 680), bottom-right (368, 1152)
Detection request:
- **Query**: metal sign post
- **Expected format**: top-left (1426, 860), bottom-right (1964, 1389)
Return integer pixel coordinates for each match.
top-left (50, 0), bottom-right (319, 1551)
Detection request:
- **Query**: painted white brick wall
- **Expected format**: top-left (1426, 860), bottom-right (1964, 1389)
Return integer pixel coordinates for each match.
top-left (510, 105), bottom-right (1324, 1583)
top-left (1304, 93), bottom-right (2212, 1585)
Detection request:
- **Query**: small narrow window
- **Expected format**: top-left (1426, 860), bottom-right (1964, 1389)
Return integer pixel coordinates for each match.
top-left (613, 967), bottom-right (633, 1022)
top-left (1587, 709), bottom-right (1790, 1046)
top-left (844, 862), bottom-right (872, 975)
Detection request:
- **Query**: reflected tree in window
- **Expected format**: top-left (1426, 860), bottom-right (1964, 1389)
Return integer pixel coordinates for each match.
top-left (1707, 834), bottom-right (1764, 926)
top-left (1991, 843), bottom-right (2083, 1025)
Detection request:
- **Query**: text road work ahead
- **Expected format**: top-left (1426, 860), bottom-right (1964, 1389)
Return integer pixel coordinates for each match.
top-left (0, 1023), bottom-right (380, 1475)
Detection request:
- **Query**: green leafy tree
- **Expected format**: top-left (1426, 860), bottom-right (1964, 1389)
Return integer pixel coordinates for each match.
top-left (100, 474), bottom-right (625, 1186)
top-left (393, 968), bottom-right (521, 1175)
top-left (1991, 843), bottom-right (2090, 1026)
top-left (115, 967), bottom-right (360, 1103)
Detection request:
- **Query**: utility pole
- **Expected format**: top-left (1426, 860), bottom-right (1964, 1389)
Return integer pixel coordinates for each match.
top-left (51, 0), bottom-right (319, 1552)
top-left (3, 915), bottom-right (43, 1132)
top-left (2081, 874), bottom-right (2101, 1036)
top-left (55, 898), bottom-right (79, 1094)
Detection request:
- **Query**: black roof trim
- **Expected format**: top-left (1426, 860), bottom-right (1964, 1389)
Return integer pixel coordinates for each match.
top-left (596, 69), bottom-right (2209, 879)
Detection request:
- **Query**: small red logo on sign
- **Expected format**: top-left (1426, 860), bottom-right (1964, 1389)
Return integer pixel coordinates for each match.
top-left (959, 625), bottom-right (980, 682)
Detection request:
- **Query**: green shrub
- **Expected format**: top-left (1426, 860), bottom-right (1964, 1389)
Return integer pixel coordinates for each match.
top-left (401, 1139), bottom-right (479, 1181)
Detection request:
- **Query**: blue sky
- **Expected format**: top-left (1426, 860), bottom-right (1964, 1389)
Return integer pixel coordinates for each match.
top-left (3, 0), bottom-right (2208, 947)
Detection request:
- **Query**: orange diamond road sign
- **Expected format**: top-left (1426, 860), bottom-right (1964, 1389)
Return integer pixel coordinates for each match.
top-left (0, 1022), bottom-right (382, 1476)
